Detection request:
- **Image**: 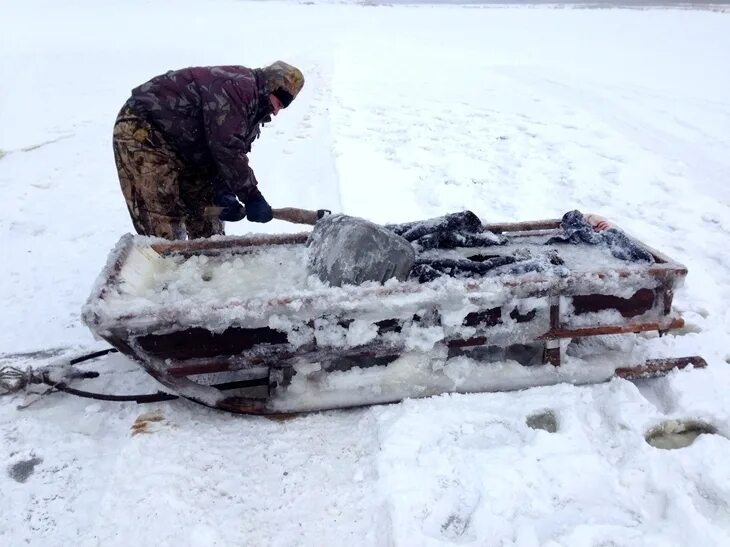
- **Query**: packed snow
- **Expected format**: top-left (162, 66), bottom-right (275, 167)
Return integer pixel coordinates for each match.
top-left (126, 244), bottom-right (312, 300)
top-left (2, 0), bottom-right (730, 545)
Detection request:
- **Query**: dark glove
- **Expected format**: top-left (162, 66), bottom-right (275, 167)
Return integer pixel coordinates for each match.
top-left (214, 191), bottom-right (245, 222)
top-left (244, 194), bottom-right (273, 223)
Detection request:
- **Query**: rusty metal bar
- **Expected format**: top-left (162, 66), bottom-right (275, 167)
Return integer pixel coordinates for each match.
top-left (166, 344), bottom-right (397, 377)
top-left (166, 316), bottom-right (685, 377)
top-left (168, 357), bottom-right (280, 377)
top-left (446, 337), bottom-right (487, 349)
top-left (659, 282), bottom-right (675, 316)
top-left (544, 296), bottom-right (562, 366)
top-left (539, 317), bottom-right (684, 340)
top-left (614, 356), bottom-right (707, 379)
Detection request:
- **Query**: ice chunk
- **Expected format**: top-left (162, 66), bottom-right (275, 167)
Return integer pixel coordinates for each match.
top-left (307, 214), bottom-right (415, 287)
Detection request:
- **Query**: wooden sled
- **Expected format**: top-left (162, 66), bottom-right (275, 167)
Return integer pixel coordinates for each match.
top-left (82, 217), bottom-right (705, 414)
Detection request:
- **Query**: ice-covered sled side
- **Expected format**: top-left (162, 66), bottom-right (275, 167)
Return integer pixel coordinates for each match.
top-left (82, 218), bottom-right (705, 414)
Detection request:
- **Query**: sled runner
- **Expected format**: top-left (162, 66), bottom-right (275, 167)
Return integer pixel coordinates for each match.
top-left (82, 214), bottom-right (705, 414)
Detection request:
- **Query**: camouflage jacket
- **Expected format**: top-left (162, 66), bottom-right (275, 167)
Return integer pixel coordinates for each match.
top-left (128, 66), bottom-right (268, 202)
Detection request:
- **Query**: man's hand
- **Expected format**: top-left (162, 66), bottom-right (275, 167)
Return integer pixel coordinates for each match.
top-left (244, 194), bottom-right (273, 223)
top-left (214, 191), bottom-right (245, 222)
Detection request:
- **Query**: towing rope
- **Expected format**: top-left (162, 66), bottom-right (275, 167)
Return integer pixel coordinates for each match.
top-left (0, 347), bottom-right (120, 394)
top-left (0, 347), bottom-right (177, 404)
top-left (1, 347), bottom-right (267, 407)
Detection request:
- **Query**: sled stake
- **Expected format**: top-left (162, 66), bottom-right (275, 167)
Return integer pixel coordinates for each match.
top-left (203, 206), bottom-right (323, 225)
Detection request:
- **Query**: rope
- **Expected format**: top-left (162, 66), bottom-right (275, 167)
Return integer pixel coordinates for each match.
top-left (0, 347), bottom-right (179, 404)
top-left (1, 348), bottom-right (118, 395)
top-left (1, 346), bottom-right (268, 406)
top-left (0, 365), bottom-right (36, 395)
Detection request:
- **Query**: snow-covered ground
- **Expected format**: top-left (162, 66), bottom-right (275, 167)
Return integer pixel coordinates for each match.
top-left (2, 0), bottom-right (730, 545)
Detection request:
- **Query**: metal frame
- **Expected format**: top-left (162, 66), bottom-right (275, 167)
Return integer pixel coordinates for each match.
top-left (83, 219), bottom-right (706, 414)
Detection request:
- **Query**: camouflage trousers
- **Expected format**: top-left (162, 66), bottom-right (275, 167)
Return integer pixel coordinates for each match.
top-left (112, 103), bottom-right (223, 240)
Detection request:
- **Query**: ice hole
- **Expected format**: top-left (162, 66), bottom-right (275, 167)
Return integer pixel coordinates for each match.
top-left (645, 419), bottom-right (719, 450)
top-left (7, 457), bottom-right (43, 483)
top-left (526, 410), bottom-right (558, 433)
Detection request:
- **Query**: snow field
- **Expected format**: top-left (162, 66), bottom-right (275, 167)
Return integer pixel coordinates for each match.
top-left (2, 1), bottom-right (730, 545)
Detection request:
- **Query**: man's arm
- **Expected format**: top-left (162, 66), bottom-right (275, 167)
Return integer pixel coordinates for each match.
top-left (200, 76), bottom-right (261, 202)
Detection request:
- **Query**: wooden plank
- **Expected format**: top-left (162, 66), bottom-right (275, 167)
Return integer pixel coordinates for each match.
top-left (483, 219), bottom-right (561, 233)
top-left (151, 232), bottom-right (309, 255)
top-left (204, 207), bottom-right (320, 226)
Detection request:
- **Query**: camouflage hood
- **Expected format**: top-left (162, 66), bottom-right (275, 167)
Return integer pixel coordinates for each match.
top-left (259, 61), bottom-right (304, 107)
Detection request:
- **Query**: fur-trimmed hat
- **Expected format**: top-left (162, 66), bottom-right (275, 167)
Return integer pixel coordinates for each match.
top-left (260, 61), bottom-right (304, 108)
